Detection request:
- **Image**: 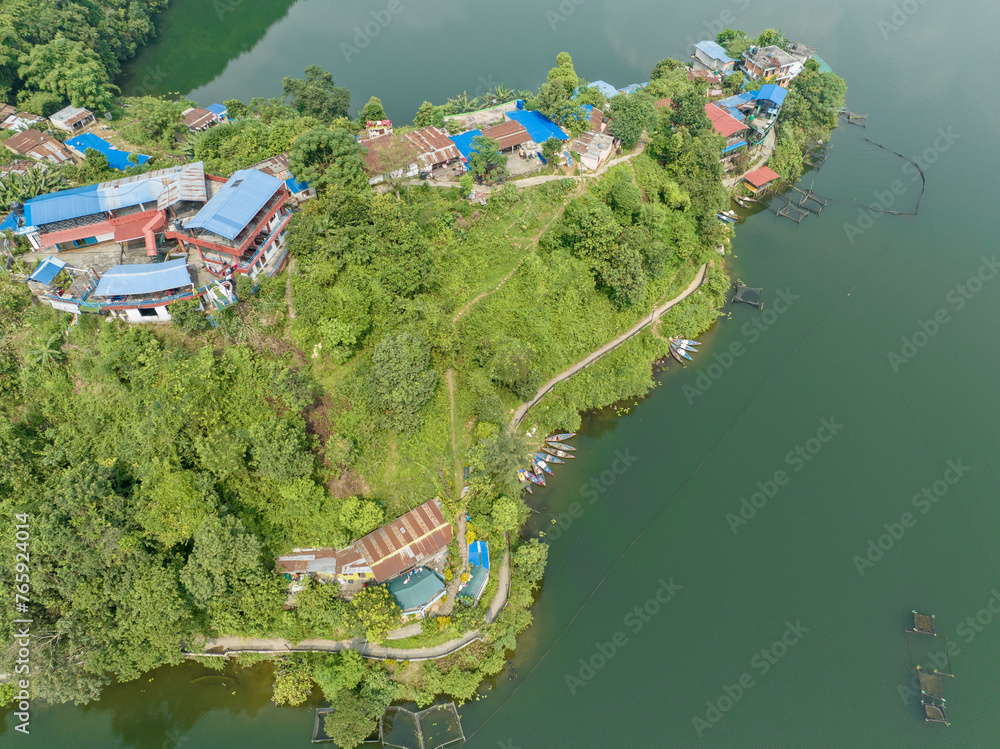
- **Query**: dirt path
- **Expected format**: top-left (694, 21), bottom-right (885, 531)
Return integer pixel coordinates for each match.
top-left (284, 258), bottom-right (297, 320)
top-left (511, 263), bottom-right (709, 427)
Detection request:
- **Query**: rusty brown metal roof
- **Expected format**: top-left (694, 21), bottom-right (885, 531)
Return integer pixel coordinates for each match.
top-left (481, 121), bottom-right (531, 150)
top-left (183, 107), bottom-right (216, 130)
top-left (356, 498), bottom-right (453, 582)
top-left (4, 130), bottom-right (72, 164)
top-left (402, 127), bottom-right (461, 169)
top-left (274, 545), bottom-right (371, 576)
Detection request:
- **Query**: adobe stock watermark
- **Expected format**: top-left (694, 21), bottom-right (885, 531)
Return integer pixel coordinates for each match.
top-left (545, 449), bottom-right (637, 542)
top-left (693, 620), bottom-right (809, 737)
top-left (726, 417), bottom-right (844, 534)
top-left (853, 459), bottom-right (969, 576)
top-left (843, 127), bottom-right (958, 244)
top-left (564, 577), bottom-right (682, 695)
top-left (214, 0), bottom-right (244, 21)
top-left (683, 0), bottom-right (751, 50)
top-left (878, 0), bottom-right (932, 40)
top-left (897, 588), bottom-right (1000, 705)
top-left (683, 288), bottom-right (799, 405)
top-left (886, 255), bottom-right (1000, 373)
top-left (545, 0), bottom-right (587, 30)
top-left (341, 0), bottom-right (412, 63)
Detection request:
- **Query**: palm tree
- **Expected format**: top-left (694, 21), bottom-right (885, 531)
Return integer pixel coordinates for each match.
top-left (448, 91), bottom-right (471, 112)
top-left (28, 334), bottom-right (65, 369)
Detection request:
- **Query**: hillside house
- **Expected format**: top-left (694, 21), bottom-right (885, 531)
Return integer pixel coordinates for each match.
top-left (182, 107), bottom-right (219, 132)
top-left (274, 546), bottom-right (374, 586)
top-left (249, 153), bottom-right (316, 203)
top-left (387, 567), bottom-right (447, 621)
top-left (571, 131), bottom-right (616, 171)
top-left (741, 45), bottom-right (802, 88)
top-left (705, 103), bottom-right (749, 156)
top-left (50, 106), bottom-right (96, 133)
top-left (361, 132), bottom-right (420, 185)
top-left (4, 130), bottom-right (73, 165)
top-left (0, 105), bottom-right (45, 132)
top-left (89, 259), bottom-right (199, 323)
top-left (403, 126), bottom-right (462, 171)
top-left (480, 120), bottom-right (532, 152)
top-left (354, 498), bottom-right (453, 583)
top-left (693, 41), bottom-right (735, 74)
top-left (743, 166), bottom-right (782, 198)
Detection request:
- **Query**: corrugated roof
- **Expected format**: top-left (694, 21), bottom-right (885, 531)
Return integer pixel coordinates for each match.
top-left (695, 40), bottom-right (735, 64)
top-left (402, 127), bottom-right (461, 169)
top-left (24, 162), bottom-right (206, 227)
top-left (4, 130), bottom-right (72, 164)
top-left (387, 567), bottom-right (446, 613)
top-left (755, 84), bottom-right (788, 106)
top-left (505, 109), bottom-right (568, 143)
top-left (586, 80), bottom-right (619, 99)
top-left (356, 498), bottom-right (453, 583)
top-left (274, 545), bottom-right (371, 576)
top-left (184, 169), bottom-right (282, 240)
top-left (482, 120), bottom-right (531, 149)
top-left (449, 129), bottom-right (483, 160)
top-left (705, 103), bottom-right (749, 138)
top-left (183, 107), bottom-right (216, 130)
top-left (458, 565), bottom-right (489, 604)
top-left (50, 106), bottom-right (94, 128)
top-left (28, 256), bottom-right (65, 285)
top-left (468, 540), bottom-right (490, 570)
top-left (93, 259), bottom-right (191, 298)
top-left (744, 165), bottom-right (781, 188)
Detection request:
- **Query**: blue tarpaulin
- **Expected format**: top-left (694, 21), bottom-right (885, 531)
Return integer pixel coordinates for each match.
top-left (185, 169), bottom-right (283, 240)
top-left (468, 540), bottom-right (490, 569)
top-left (449, 129), bottom-right (483, 161)
top-left (28, 256), bottom-right (66, 285)
top-left (586, 80), bottom-right (618, 99)
top-left (722, 140), bottom-right (747, 154)
top-left (206, 103), bottom-right (228, 118)
top-left (505, 110), bottom-right (568, 143)
top-left (66, 133), bottom-right (150, 171)
top-left (284, 177), bottom-right (310, 195)
top-left (0, 213), bottom-right (15, 233)
top-left (755, 84), bottom-right (787, 107)
top-left (94, 259), bottom-right (191, 298)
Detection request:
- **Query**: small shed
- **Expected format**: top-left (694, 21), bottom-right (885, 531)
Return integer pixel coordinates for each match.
top-left (467, 541), bottom-right (490, 570)
top-left (458, 565), bottom-right (489, 606)
top-left (49, 106), bottom-right (96, 133)
top-left (743, 166), bottom-right (782, 197)
top-left (183, 107), bottom-right (218, 131)
top-left (586, 80), bottom-right (619, 100)
top-left (387, 567), bottom-right (447, 620)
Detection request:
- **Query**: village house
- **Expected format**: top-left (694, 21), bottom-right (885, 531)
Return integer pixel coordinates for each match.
top-left (174, 168), bottom-right (293, 280)
top-left (741, 45), bottom-right (803, 88)
top-left (586, 80), bottom-right (619, 100)
top-left (403, 126), bottom-right (462, 172)
top-left (249, 152), bottom-right (316, 203)
top-left (361, 132), bottom-right (420, 185)
top-left (571, 131), bottom-right (617, 171)
top-left (459, 540), bottom-right (490, 606)
top-left (0, 105), bottom-right (45, 132)
top-left (49, 105), bottom-right (96, 133)
top-left (693, 40), bottom-right (735, 74)
top-left (0, 160), bottom-right (45, 179)
top-left (273, 546), bottom-right (374, 587)
top-left (705, 102), bottom-right (749, 158)
top-left (205, 103), bottom-right (228, 121)
top-left (89, 259), bottom-right (200, 323)
top-left (4, 130), bottom-right (73, 165)
top-left (743, 165), bottom-right (782, 198)
top-left (387, 567), bottom-right (447, 621)
top-left (366, 119), bottom-right (392, 139)
top-left (182, 107), bottom-right (219, 132)
top-left (480, 120), bottom-right (532, 153)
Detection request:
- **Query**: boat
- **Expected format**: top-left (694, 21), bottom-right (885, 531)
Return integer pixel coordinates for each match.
top-left (547, 432), bottom-right (576, 441)
top-left (532, 464), bottom-right (543, 477)
top-left (717, 213), bottom-right (736, 223)
top-left (675, 347), bottom-right (693, 361)
top-left (543, 446), bottom-right (575, 459)
top-left (671, 341), bottom-right (697, 353)
top-left (516, 470), bottom-right (526, 483)
top-left (670, 337), bottom-right (701, 347)
top-left (523, 470), bottom-right (541, 486)
top-left (533, 471), bottom-right (546, 486)
top-left (534, 457), bottom-right (554, 475)
top-left (537, 451), bottom-right (563, 464)
top-left (669, 346), bottom-right (688, 364)
top-left (545, 441), bottom-right (575, 451)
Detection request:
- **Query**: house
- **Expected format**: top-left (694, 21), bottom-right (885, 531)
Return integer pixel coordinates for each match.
top-left (21, 162), bottom-right (208, 253)
top-left (786, 41), bottom-right (817, 65)
top-left (175, 169), bottom-right (292, 279)
top-left (87, 259), bottom-right (199, 323)
top-left (366, 119), bottom-right (392, 139)
top-left (705, 103), bottom-right (749, 155)
top-left (582, 105), bottom-right (606, 133)
top-left (25, 256), bottom-right (101, 315)
top-left (182, 107), bottom-right (218, 131)
top-left (586, 80), bottom-right (619, 100)
top-left (741, 45), bottom-right (803, 88)
top-left (249, 153), bottom-right (316, 202)
top-left (715, 92), bottom-right (756, 122)
top-left (274, 546), bottom-right (374, 585)
top-left (401, 126), bottom-right (462, 171)
top-left (617, 82), bottom-right (649, 95)
top-left (354, 498), bottom-right (453, 583)
top-left (49, 106), bottom-right (96, 133)
top-left (66, 133), bottom-right (150, 171)
top-left (754, 84), bottom-right (788, 116)
top-left (0, 105), bottom-right (45, 132)
top-left (205, 103), bottom-right (228, 120)
top-left (480, 120), bottom-right (532, 151)
top-left (687, 68), bottom-right (722, 86)
top-left (361, 132), bottom-right (421, 185)
top-left (387, 567), bottom-right (447, 621)
top-left (743, 165), bottom-right (782, 197)
top-left (504, 109), bottom-right (569, 145)
top-left (571, 131), bottom-right (616, 171)
top-left (458, 565), bottom-right (489, 606)
top-left (0, 160), bottom-right (44, 179)
top-left (693, 40), bottom-right (736, 74)
top-left (4, 130), bottom-right (73, 165)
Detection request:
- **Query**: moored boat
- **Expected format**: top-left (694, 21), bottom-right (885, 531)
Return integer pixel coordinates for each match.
top-left (669, 346), bottom-right (688, 364)
top-left (547, 432), bottom-right (575, 441)
top-left (543, 446), bottom-right (575, 459)
top-left (670, 337), bottom-right (700, 347)
top-left (524, 470), bottom-right (541, 486)
top-left (545, 441), bottom-right (575, 451)
top-left (537, 451), bottom-right (563, 464)
top-left (534, 457), bottom-right (554, 475)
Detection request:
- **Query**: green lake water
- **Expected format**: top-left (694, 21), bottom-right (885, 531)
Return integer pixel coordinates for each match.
top-left (8, 0), bottom-right (1000, 746)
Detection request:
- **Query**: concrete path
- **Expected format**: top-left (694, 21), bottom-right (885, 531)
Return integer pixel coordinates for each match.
top-left (511, 263), bottom-right (709, 427)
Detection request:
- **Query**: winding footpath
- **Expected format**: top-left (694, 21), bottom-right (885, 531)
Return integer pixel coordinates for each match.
top-left (511, 262), bottom-right (709, 427)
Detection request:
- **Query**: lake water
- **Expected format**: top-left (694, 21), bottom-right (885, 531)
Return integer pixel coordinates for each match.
top-left (10, 0), bottom-right (1000, 746)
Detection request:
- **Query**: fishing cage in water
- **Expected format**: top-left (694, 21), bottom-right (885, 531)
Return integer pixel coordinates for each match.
top-left (915, 666), bottom-right (945, 700)
top-left (732, 283), bottom-right (763, 309)
top-left (312, 703), bottom-right (465, 748)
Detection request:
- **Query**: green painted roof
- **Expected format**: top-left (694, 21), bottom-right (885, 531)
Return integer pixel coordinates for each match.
top-left (811, 55), bottom-right (835, 74)
top-left (459, 565), bottom-right (489, 604)
top-left (386, 568), bottom-right (445, 613)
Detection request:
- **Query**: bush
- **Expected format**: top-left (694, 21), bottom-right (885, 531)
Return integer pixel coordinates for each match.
top-left (170, 299), bottom-right (209, 334)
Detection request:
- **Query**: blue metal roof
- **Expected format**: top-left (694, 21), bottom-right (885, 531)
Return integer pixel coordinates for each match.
top-left (755, 84), bottom-right (788, 106)
top-left (185, 169), bottom-right (283, 240)
top-left (284, 177), bottom-right (310, 195)
top-left (449, 129), bottom-right (483, 160)
top-left (28, 256), bottom-right (66, 285)
top-left (468, 540), bottom-right (490, 570)
top-left (386, 568), bottom-right (445, 612)
top-left (66, 133), bottom-right (150, 171)
top-left (0, 212), bottom-right (15, 233)
top-left (206, 103), bottom-right (228, 117)
top-left (505, 110), bottom-right (568, 143)
top-left (694, 40), bottom-right (734, 64)
top-left (459, 565), bottom-right (489, 604)
top-left (617, 82), bottom-right (649, 95)
top-left (93, 259), bottom-right (191, 298)
top-left (722, 140), bottom-right (747, 154)
top-left (586, 80), bottom-right (619, 99)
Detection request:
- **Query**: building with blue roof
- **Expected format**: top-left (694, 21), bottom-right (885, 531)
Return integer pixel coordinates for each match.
top-left (449, 129), bottom-right (483, 163)
top-left (505, 109), bottom-right (568, 144)
top-left (178, 169), bottom-right (293, 280)
top-left (458, 565), bottom-right (489, 606)
top-left (468, 541), bottom-right (490, 570)
top-left (0, 212), bottom-right (15, 234)
top-left (617, 82), bottom-right (649, 95)
top-left (755, 84), bottom-right (788, 109)
top-left (90, 259), bottom-right (197, 323)
top-left (694, 41), bottom-right (735, 73)
top-left (386, 567), bottom-right (447, 620)
top-left (66, 133), bottom-right (150, 171)
top-left (716, 92), bottom-right (756, 121)
top-left (586, 80), bottom-right (619, 100)
top-left (205, 103), bottom-right (228, 119)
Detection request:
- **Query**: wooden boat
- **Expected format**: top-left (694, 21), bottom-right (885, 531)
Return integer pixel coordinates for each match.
top-left (670, 337), bottom-right (701, 347)
top-left (537, 451), bottom-right (563, 464)
top-left (517, 470), bottom-right (526, 483)
top-left (543, 446), bottom-right (575, 459)
top-left (532, 464), bottom-right (543, 477)
top-left (524, 470), bottom-right (542, 486)
top-left (671, 341), bottom-right (697, 353)
top-left (534, 457), bottom-right (554, 475)
top-left (547, 433), bottom-right (575, 441)
top-left (669, 346), bottom-right (688, 364)
top-left (545, 441), bottom-right (575, 451)
top-left (522, 478), bottom-right (533, 494)
top-left (533, 471), bottom-right (546, 486)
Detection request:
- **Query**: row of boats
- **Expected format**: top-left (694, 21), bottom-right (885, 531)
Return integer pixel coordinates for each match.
top-left (668, 337), bottom-right (700, 364)
top-left (517, 433), bottom-right (575, 493)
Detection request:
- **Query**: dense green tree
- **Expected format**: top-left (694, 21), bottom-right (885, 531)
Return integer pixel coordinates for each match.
top-left (650, 57), bottom-right (684, 80)
top-left (223, 98), bottom-right (247, 119)
top-left (344, 586), bottom-right (402, 643)
top-left (321, 664), bottom-right (396, 749)
top-left (180, 516), bottom-right (264, 608)
top-left (272, 657), bottom-right (315, 706)
top-left (546, 51), bottom-right (580, 90)
top-left (490, 496), bottom-right (524, 535)
top-left (716, 28), bottom-right (752, 58)
top-left (780, 60), bottom-right (847, 140)
top-left (413, 100), bottom-right (442, 127)
top-left (358, 95), bottom-right (386, 122)
top-left (289, 127), bottom-right (367, 193)
top-left (119, 96), bottom-right (189, 148)
top-left (670, 88), bottom-right (711, 135)
top-left (338, 497), bottom-right (384, 539)
top-left (467, 135), bottom-right (507, 181)
top-left (17, 35), bottom-right (119, 111)
top-left (607, 93), bottom-right (656, 150)
top-left (365, 331), bottom-right (438, 432)
top-left (512, 538), bottom-right (549, 589)
top-left (282, 65), bottom-right (351, 122)
top-left (541, 137), bottom-right (562, 164)
top-left (755, 28), bottom-right (789, 49)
